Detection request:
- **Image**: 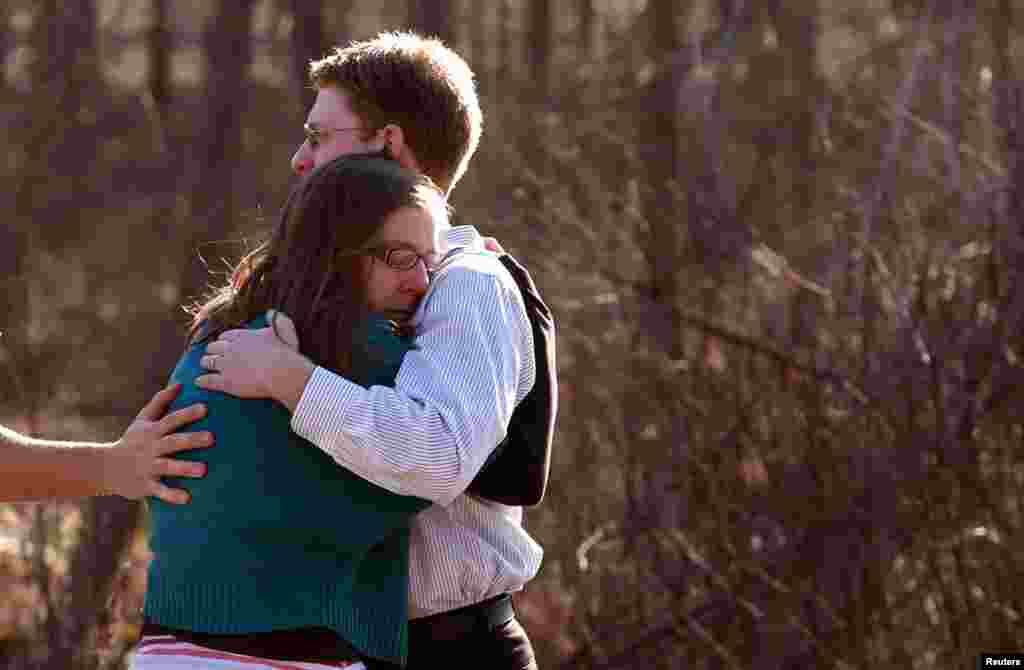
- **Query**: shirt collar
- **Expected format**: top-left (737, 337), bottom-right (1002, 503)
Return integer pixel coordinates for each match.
top-left (410, 226), bottom-right (484, 326)
top-left (442, 225), bottom-right (483, 251)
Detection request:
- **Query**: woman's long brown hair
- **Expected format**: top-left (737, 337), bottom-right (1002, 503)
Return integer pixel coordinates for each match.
top-left (188, 153), bottom-right (445, 377)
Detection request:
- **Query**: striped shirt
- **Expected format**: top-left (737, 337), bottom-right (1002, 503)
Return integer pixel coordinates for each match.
top-left (292, 226), bottom-right (543, 618)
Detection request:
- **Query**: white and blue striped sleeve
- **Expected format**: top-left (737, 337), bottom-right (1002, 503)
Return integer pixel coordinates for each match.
top-left (290, 255), bottom-right (533, 507)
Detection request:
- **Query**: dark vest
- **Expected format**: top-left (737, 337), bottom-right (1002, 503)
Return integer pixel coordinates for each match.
top-left (467, 253), bottom-right (557, 507)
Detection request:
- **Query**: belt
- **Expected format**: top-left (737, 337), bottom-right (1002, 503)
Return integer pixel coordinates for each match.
top-left (408, 594), bottom-right (516, 643)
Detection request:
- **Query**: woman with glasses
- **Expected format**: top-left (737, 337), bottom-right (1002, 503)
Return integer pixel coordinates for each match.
top-left (129, 154), bottom-right (446, 670)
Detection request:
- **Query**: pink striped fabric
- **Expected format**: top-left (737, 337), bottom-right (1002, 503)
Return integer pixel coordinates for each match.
top-left (128, 636), bottom-right (366, 670)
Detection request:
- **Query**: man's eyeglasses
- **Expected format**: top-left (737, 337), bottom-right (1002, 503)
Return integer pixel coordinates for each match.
top-left (342, 246), bottom-right (442, 272)
top-left (303, 123), bottom-right (371, 149)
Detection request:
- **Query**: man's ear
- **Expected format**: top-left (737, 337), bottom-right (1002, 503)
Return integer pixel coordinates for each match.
top-left (380, 124), bottom-right (422, 174)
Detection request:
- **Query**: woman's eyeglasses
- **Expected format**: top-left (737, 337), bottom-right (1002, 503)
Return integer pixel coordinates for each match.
top-left (341, 246), bottom-right (442, 272)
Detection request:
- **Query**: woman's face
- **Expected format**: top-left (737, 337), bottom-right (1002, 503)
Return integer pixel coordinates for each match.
top-left (362, 206), bottom-right (442, 319)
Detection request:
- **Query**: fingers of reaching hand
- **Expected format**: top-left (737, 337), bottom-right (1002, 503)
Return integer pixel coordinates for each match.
top-left (149, 452), bottom-right (206, 504)
top-left (137, 384), bottom-right (182, 421)
top-left (157, 403), bottom-right (207, 435)
top-left (155, 455), bottom-right (206, 479)
top-left (151, 481), bottom-right (190, 505)
top-left (158, 430), bottom-right (213, 456)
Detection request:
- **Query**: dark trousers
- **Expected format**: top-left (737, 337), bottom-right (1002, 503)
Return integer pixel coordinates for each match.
top-left (405, 615), bottom-right (537, 670)
top-left (364, 609), bottom-right (538, 670)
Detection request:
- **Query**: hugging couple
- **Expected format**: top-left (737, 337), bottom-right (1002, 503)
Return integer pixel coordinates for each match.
top-left (128, 31), bottom-right (555, 670)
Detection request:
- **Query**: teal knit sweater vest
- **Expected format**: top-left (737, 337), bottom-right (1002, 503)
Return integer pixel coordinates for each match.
top-left (144, 314), bottom-right (430, 666)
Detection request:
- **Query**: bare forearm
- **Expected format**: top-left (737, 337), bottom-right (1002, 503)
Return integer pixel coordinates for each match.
top-left (0, 425), bottom-right (113, 501)
top-left (0, 424), bottom-right (108, 450)
top-left (0, 385), bottom-right (215, 504)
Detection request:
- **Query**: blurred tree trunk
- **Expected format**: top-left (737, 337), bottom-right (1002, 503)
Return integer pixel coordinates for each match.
top-left (0, 0), bottom-right (23, 403)
top-left (770, 3), bottom-right (825, 238)
top-left (498, 0), bottom-right (512, 99)
top-left (995, 1), bottom-right (1022, 232)
top-left (471, 3), bottom-right (490, 98)
top-left (993, 0), bottom-right (1024, 335)
top-left (640, 0), bottom-right (684, 360)
top-left (577, 0), bottom-right (595, 63)
top-left (0, 222), bottom-right (30, 410)
top-left (179, 0), bottom-right (258, 333)
top-left (408, 0), bottom-right (456, 46)
top-left (56, 0), bottom-right (98, 129)
top-left (516, 0), bottom-right (553, 255)
top-left (765, 4), bottom-right (826, 365)
top-left (939, 0), bottom-right (968, 188)
top-left (186, 0), bottom-right (257, 269)
top-left (57, 501), bottom-right (143, 669)
top-left (0, 3), bottom-right (10, 90)
top-left (524, 0), bottom-right (553, 186)
top-left (286, 0), bottom-right (332, 115)
top-left (147, 0), bottom-right (171, 129)
top-left (527, 0), bottom-right (552, 104)
top-left (19, 0), bottom-right (100, 251)
top-left (53, 0), bottom-right (99, 189)
top-left (145, 0), bottom-right (175, 247)
top-left (735, 4), bottom-right (821, 244)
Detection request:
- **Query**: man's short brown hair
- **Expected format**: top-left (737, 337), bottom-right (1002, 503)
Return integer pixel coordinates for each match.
top-left (309, 32), bottom-right (482, 193)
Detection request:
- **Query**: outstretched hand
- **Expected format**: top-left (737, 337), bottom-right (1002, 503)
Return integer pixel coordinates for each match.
top-left (109, 384), bottom-right (212, 505)
top-left (195, 310), bottom-right (314, 412)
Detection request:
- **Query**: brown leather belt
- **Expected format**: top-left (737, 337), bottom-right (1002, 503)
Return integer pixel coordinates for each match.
top-left (408, 593), bottom-right (516, 643)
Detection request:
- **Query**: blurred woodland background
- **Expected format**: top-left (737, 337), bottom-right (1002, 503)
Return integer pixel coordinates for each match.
top-left (1, 0), bottom-right (1024, 668)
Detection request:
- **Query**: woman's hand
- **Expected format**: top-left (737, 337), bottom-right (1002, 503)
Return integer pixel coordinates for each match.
top-left (196, 310), bottom-right (315, 412)
top-left (482, 236), bottom-right (505, 254)
top-left (107, 384), bottom-right (212, 504)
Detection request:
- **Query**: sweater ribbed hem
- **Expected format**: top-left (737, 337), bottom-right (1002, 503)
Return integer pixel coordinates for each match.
top-left (143, 568), bottom-right (408, 666)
